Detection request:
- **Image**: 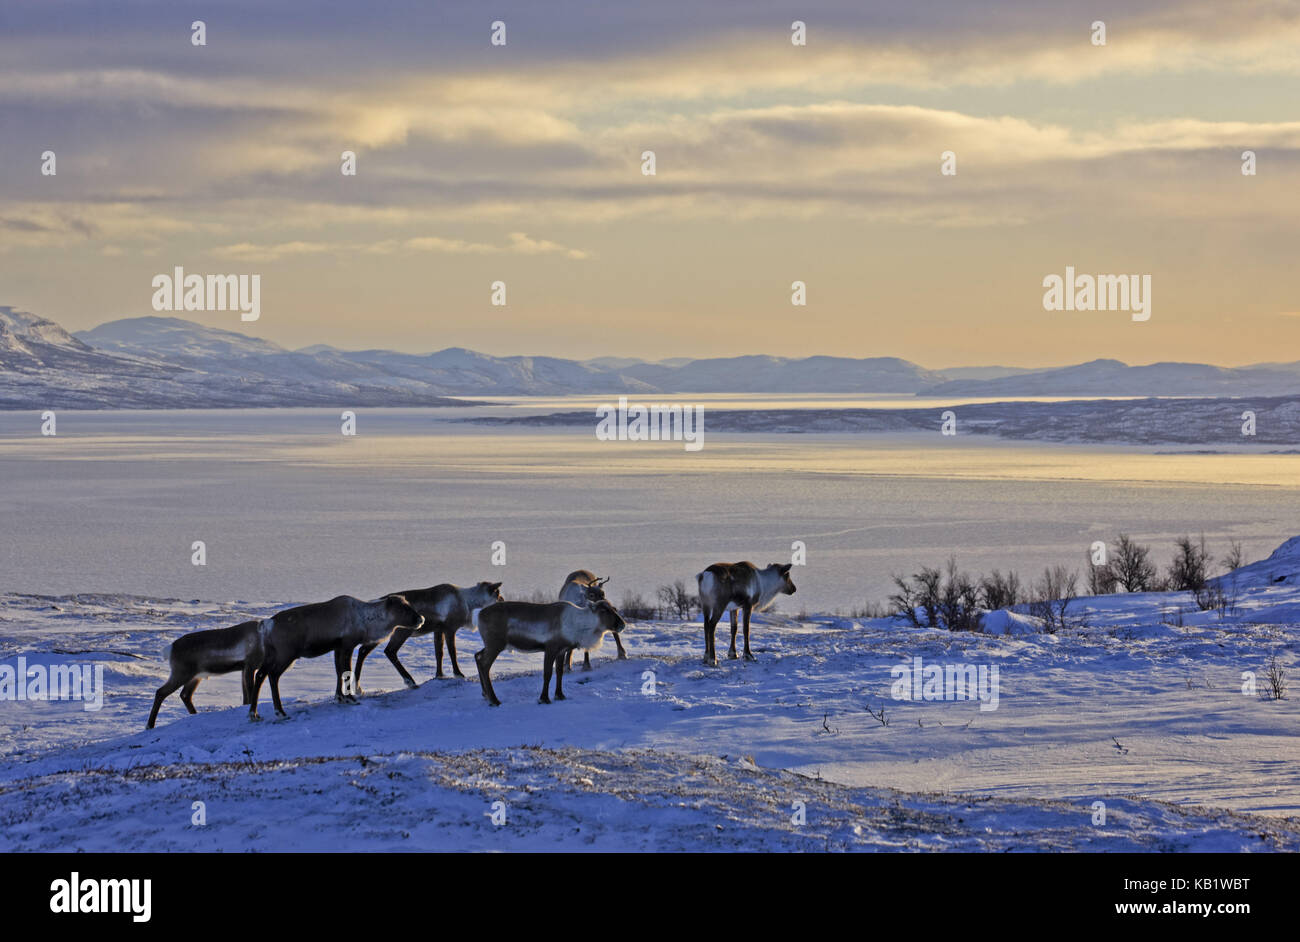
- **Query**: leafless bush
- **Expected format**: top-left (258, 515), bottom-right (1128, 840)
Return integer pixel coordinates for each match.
top-left (1263, 655), bottom-right (1287, 701)
top-left (980, 569), bottom-right (1022, 610)
top-left (1111, 534), bottom-right (1157, 592)
top-left (843, 601), bottom-right (891, 619)
top-left (1030, 565), bottom-right (1079, 633)
top-left (1085, 550), bottom-right (1118, 595)
top-left (1168, 533), bottom-right (1211, 592)
top-left (655, 580), bottom-right (696, 620)
top-left (890, 558), bottom-right (983, 631)
top-left (619, 591), bottom-right (656, 621)
top-left (1220, 540), bottom-right (1246, 573)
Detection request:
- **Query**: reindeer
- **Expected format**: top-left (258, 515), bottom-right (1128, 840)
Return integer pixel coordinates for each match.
top-left (696, 562), bottom-right (796, 666)
top-left (559, 570), bottom-right (626, 671)
top-left (353, 581), bottom-right (503, 691)
top-left (248, 595), bottom-right (423, 719)
top-left (146, 619), bottom-right (264, 729)
top-left (474, 598), bottom-right (626, 706)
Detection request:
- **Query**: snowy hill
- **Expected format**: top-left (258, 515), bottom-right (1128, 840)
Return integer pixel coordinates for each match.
top-left (922, 358), bottom-right (1300, 398)
top-left (2, 536), bottom-right (1299, 850)
top-left (7, 308), bottom-right (1300, 407)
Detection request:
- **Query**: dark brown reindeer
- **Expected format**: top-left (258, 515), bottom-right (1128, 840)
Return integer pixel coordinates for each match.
top-left (353, 581), bottom-right (503, 691)
top-left (696, 562), bottom-right (797, 666)
top-left (559, 570), bottom-right (626, 671)
top-left (249, 595), bottom-right (423, 719)
top-left (474, 598), bottom-right (626, 706)
top-left (146, 620), bottom-right (264, 729)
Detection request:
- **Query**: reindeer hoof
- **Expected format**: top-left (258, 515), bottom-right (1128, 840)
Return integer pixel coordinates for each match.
top-left (727, 651), bottom-right (739, 660)
top-left (744, 652), bottom-right (757, 662)
top-left (489, 699), bottom-right (501, 707)
top-left (538, 696), bottom-right (551, 705)
top-left (616, 652), bottom-right (628, 661)
top-left (248, 714), bottom-right (261, 723)
top-left (403, 678), bottom-right (418, 689)
top-left (274, 711), bottom-right (289, 720)
top-left (453, 671), bottom-right (466, 680)
top-left (555, 692), bottom-right (566, 701)
top-left (582, 663), bottom-right (593, 672)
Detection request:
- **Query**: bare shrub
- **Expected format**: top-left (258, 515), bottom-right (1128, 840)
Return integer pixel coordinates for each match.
top-left (980, 569), bottom-right (1022, 610)
top-left (655, 580), bottom-right (696, 620)
top-left (1111, 534), bottom-right (1157, 592)
top-left (1168, 533), bottom-right (1211, 592)
top-left (619, 591), bottom-right (656, 621)
top-left (1030, 565), bottom-right (1079, 633)
top-left (890, 558), bottom-right (983, 632)
top-left (1085, 549), bottom-right (1118, 595)
top-left (1220, 540), bottom-right (1246, 573)
top-left (1263, 655), bottom-right (1288, 701)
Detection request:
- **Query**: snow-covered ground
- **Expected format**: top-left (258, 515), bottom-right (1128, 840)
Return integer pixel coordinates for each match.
top-left (2, 540), bottom-right (1298, 851)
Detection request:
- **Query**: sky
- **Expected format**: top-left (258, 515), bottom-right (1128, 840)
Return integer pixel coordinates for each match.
top-left (1, 0), bottom-right (1298, 366)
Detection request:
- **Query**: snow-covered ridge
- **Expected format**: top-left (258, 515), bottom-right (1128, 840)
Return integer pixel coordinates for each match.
top-left (1, 537), bottom-right (1298, 850)
top-left (6, 308), bottom-right (1300, 408)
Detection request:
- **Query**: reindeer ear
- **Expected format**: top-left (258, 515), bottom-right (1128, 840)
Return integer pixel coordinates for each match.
top-left (779, 563), bottom-right (792, 574)
top-left (490, 582), bottom-right (503, 592)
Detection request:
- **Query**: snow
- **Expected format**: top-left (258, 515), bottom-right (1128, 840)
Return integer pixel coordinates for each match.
top-left (2, 540), bottom-right (1299, 851)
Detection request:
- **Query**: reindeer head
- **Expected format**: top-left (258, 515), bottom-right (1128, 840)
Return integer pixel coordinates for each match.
top-left (384, 594), bottom-right (425, 630)
top-left (593, 599), bottom-right (626, 634)
top-left (470, 581), bottom-right (505, 607)
top-left (769, 563), bottom-right (797, 596)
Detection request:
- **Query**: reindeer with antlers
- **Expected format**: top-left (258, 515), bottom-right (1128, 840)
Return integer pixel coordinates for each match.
top-left (559, 569), bottom-right (627, 670)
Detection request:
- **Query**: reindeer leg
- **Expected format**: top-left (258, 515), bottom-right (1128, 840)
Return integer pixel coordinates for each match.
top-left (743, 605), bottom-right (756, 661)
top-left (475, 647), bottom-right (502, 706)
top-left (554, 647), bottom-right (567, 701)
top-left (241, 662), bottom-right (255, 705)
top-left (728, 610), bottom-right (740, 659)
top-left (702, 610), bottom-right (719, 667)
top-left (147, 675), bottom-right (184, 729)
top-left (384, 627), bottom-right (419, 688)
top-left (583, 649), bottom-right (592, 671)
top-left (353, 641), bottom-right (378, 695)
top-left (444, 628), bottom-right (466, 679)
top-left (614, 631), bottom-right (628, 660)
top-left (269, 668), bottom-right (288, 719)
top-left (180, 678), bottom-right (200, 714)
top-left (335, 647), bottom-right (359, 703)
top-left (248, 667), bottom-right (268, 720)
top-left (539, 650), bottom-right (554, 704)
top-left (434, 627), bottom-right (447, 679)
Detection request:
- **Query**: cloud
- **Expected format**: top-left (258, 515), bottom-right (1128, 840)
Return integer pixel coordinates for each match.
top-left (210, 233), bottom-right (590, 262)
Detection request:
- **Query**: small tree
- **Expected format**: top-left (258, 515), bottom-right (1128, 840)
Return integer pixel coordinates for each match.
top-left (890, 560), bottom-right (982, 631)
top-left (656, 580), bottom-right (696, 620)
top-left (1085, 549), bottom-right (1118, 596)
top-left (980, 569), bottom-right (1022, 610)
top-left (1111, 533), bottom-right (1157, 592)
top-left (1168, 533), bottom-right (1211, 592)
top-left (1220, 540), bottom-right (1246, 573)
top-left (1030, 565), bottom-right (1079, 633)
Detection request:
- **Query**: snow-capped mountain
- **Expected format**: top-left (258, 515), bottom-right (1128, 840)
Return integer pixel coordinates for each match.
top-left (920, 358), bottom-right (1300, 398)
top-left (4, 309), bottom-right (1300, 408)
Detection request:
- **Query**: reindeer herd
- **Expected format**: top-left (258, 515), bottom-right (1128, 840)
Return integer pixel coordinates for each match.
top-left (146, 561), bottom-right (797, 729)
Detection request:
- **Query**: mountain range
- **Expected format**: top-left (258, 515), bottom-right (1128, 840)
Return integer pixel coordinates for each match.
top-left (2, 306), bottom-right (1298, 409)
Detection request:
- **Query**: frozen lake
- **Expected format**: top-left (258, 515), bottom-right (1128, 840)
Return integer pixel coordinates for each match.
top-left (1, 405), bottom-right (1297, 613)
